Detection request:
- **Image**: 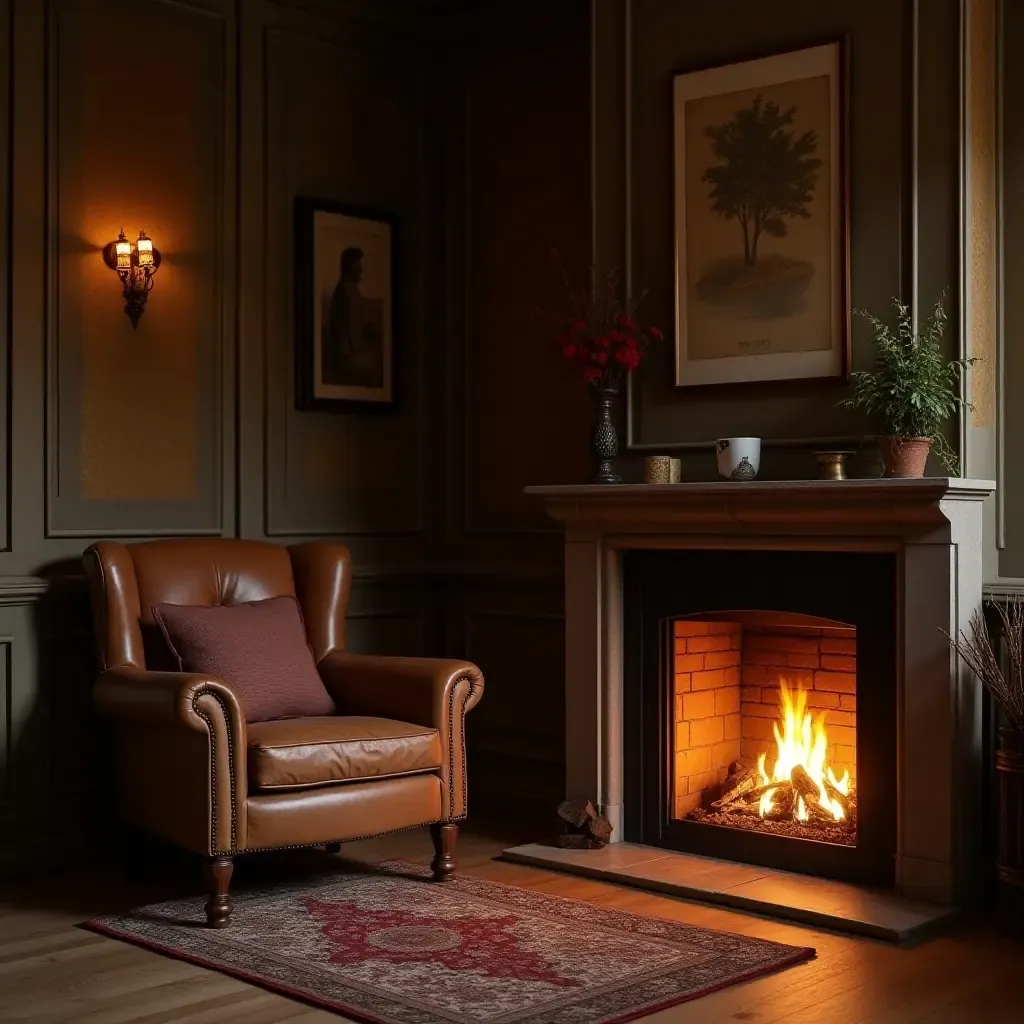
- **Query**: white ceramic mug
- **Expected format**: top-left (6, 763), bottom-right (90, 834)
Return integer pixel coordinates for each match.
top-left (715, 437), bottom-right (761, 481)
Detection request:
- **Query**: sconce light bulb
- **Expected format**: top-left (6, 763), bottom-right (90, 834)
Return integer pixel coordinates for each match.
top-left (114, 228), bottom-right (133, 271)
top-left (136, 229), bottom-right (154, 268)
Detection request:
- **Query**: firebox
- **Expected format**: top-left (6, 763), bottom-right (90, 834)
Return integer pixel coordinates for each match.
top-left (624, 548), bottom-right (898, 885)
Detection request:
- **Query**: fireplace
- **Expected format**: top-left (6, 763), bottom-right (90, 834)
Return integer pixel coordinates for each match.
top-left (624, 548), bottom-right (897, 884)
top-left (517, 479), bottom-right (993, 908)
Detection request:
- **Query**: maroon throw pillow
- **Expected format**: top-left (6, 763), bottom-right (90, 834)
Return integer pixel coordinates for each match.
top-left (152, 596), bottom-right (335, 723)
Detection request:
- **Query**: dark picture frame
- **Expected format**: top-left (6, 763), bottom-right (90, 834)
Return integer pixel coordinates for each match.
top-left (672, 39), bottom-right (850, 388)
top-left (294, 197), bottom-right (398, 412)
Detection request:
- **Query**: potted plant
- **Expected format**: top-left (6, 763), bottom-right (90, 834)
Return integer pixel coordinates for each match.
top-left (948, 599), bottom-right (1024, 935)
top-left (841, 295), bottom-right (975, 477)
top-left (555, 268), bottom-right (663, 484)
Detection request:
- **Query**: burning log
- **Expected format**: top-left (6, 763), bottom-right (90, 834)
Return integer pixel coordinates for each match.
top-left (737, 781), bottom-right (786, 805)
top-left (823, 776), bottom-right (852, 818)
top-left (556, 798), bottom-right (614, 849)
top-left (764, 783), bottom-right (795, 820)
top-left (711, 774), bottom-right (757, 809)
top-left (790, 765), bottom-right (820, 804)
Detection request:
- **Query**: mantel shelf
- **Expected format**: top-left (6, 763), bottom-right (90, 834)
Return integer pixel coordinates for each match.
top-left (525, 479), bottom-right (995, 534)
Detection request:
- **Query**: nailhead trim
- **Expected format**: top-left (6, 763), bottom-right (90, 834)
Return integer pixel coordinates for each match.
top-left (192, 690), bottom-right (238, 855)
top-left (450, 675), bottom-right (474, 819)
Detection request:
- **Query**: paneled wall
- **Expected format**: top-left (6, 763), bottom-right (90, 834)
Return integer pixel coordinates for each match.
top-left (0, 0), bottom-right (462, 868)
top-left (1, 0), bottom-right (591, 867)
top-left (5, 0), bottom-right (1012, 867)
top-left (594, 0), bottom-right (961, 483)
top-left (446, 0), bottom-right (590, 809)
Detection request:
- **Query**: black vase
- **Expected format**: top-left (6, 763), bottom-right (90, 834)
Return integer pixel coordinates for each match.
top-left (591, 386), bottom-right (622, 484)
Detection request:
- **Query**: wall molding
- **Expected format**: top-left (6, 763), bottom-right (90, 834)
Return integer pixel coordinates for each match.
top-left (37, 562), bottom-right (562, 590)
top-left (0, 577), bottom-right (48, 603)
top-left (984, 580), bottom-right (1024, 599)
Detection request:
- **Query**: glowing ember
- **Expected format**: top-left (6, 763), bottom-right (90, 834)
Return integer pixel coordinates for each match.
top-left (756, 681), bottom-right (851, 822)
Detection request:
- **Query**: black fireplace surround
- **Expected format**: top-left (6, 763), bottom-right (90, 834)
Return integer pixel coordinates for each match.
top-left (623, 549), bottom-right (898, 886)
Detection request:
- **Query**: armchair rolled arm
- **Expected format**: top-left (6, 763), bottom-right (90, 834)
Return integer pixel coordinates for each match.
top-left (94, 666), bottom-right (246, 733)
top-left (93, 666), bottom-right (247, 855)
top-left (318, 653), bottom-right (484, 820)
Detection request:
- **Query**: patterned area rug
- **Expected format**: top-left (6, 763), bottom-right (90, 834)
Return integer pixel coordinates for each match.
top-left (83, 861), bottom-right (815, 1023)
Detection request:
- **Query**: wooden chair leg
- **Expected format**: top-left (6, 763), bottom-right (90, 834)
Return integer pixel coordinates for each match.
top-left (203, 856), bottom-right (233, 928)
top-left (324, 841), bottom-right (342, 854)
top-left (430, 823), bottom-right (457, 881)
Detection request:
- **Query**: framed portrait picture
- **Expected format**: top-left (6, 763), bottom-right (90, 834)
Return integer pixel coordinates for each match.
top-left (672, 41), bottom-right (849, 387)
top-left (294, 198), bottom-right (397, 411)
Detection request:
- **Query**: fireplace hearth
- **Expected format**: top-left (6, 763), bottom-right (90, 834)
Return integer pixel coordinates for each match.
top-left (624, 548), bottom-right (896, 884)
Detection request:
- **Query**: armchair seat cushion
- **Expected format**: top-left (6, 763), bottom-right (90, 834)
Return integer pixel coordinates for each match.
top-left (246, 716), bottom-right (442, 792)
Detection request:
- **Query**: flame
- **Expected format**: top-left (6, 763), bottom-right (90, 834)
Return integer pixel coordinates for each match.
top-left (756, 680), bottom-right (850, 821)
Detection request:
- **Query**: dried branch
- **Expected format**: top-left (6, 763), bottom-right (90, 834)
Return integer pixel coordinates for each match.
top-left (947, 599), bottom-right (1024, 731)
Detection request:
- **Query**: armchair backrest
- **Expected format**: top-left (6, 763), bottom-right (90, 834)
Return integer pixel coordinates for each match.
top-left (83, 539), bottom-right (352, 671)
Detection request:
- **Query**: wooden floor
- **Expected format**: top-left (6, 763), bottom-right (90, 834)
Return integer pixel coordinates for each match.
top-left (2, 823), bottom-right (1022, 1023)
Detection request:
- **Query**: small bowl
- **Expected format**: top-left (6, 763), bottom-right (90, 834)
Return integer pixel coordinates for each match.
top-left (715, 437), bottom-right (761, 481)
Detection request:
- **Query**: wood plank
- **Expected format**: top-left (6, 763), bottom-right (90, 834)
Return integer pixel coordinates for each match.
top-left (1, 826), bottom-right (1019, 1024)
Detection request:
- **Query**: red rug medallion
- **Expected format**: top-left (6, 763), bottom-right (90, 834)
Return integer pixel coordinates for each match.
top-left (84, 861), bottom-right (814, 1023)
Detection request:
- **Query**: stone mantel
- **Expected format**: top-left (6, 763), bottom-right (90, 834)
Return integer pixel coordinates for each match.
top-left (525, 479), bottom-right (995, 536)
top-left (529, 477), bottom-right (996, 906)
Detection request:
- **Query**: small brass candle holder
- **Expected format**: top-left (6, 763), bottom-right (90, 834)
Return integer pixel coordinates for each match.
top-left (816, 451), bottom-right (854, 481)
top-left (644, 455), bottom-right (682, 483)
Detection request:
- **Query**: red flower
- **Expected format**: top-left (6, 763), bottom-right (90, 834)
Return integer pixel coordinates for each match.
top-left (561, 344), bottom-right (577, 360)
top-left (617, 313), bottom-right (636, 330)
top-left (569, 319), bottom-right (586, 335)
top-left (583, 367), bottom-right (604, 382)
top-left (646, 326), bottom-right (664, 341)
top-left (593, 351), bottom-right (608, 366)
top-left (625, 335), bottom-right (637, 348)
top-left (608, 330), bottom-right (626, 344)
top-left (594, 335), bottom-right (610, 347)
top-left (614, 348), bottom-right (641, 371)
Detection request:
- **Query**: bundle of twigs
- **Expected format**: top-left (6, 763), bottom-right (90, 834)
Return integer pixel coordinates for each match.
top-left (948, 598), bottom-right (1024, 731)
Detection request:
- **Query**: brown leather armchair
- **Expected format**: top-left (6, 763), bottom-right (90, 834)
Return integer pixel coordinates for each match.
top-left (83, 538), bottom-right (484, 927)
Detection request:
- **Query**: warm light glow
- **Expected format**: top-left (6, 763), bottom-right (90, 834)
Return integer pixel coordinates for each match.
top-left (136, 230), bottom-right (154, 268)
top-left (756, 680), bottom-right (851, 822)
top-left (114, 229), bottom-right (132, 271)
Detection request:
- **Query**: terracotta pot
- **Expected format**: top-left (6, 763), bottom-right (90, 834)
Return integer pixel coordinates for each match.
top-left (996, 727), bottom-right (1024, 936)
top-left (879, 436), bottom-right (932, 478)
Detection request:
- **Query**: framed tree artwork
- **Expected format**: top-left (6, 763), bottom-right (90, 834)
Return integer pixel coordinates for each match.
top-left (672, 41), bottom-right (849, 387)
top-left (294, 198), bottom-right (397, 412)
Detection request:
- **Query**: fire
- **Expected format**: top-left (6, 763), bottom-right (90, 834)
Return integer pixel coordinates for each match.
top-left (756, 681), bottom-right (851, 821)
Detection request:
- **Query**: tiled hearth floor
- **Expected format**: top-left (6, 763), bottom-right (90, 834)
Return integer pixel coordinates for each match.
top-left (502, 841), bottom-right (957, 943)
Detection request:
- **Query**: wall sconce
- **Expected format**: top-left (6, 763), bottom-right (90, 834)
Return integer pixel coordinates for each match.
top-left (102, 228), bottom-right (162, 328)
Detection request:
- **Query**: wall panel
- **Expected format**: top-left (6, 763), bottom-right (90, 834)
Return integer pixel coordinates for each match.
top-left (463, 606), bottom-right (565, 765)
top-left (461, 4), bottom-right (591, 536)
top-left (46, 0), bottom-right (229, 536)
top-left (262, 20), bottom-right (428, 538)
top-left (614, 0), bottom-right (959, 480)
top-left (0, 0), bottom-right (9, 552)
top-left (999, 0), bottom-right (1024, 577)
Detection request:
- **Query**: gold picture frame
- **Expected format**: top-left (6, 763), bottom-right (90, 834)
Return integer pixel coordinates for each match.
top-left (673, 41), bottom-right (850, 388)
